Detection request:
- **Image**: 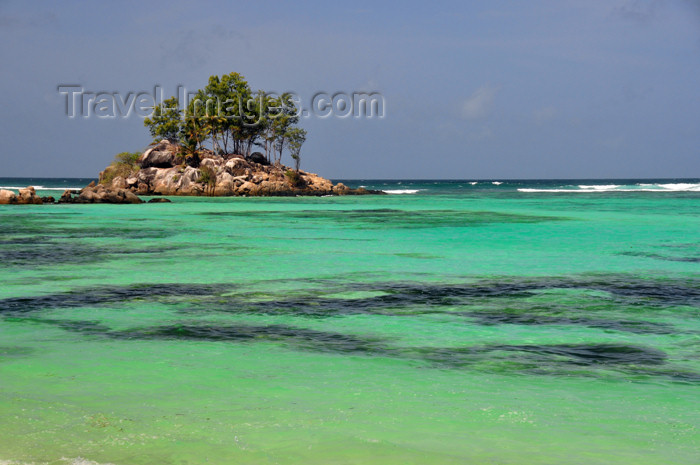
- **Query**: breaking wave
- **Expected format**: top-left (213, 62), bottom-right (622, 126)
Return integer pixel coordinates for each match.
top-left (519, 183), bottom-right (700, 193)
top-left (0, 186), bottom-right (82, 191)
top-left (384, 189), bottom-right (421, 194)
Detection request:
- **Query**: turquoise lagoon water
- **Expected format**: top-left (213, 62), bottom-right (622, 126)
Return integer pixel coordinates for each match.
top-left (0, 178), bottom-right (699, 464)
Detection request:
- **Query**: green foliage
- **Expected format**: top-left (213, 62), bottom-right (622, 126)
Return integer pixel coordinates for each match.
top-left (114, 151), bottom-right (141, 165)
top-left (201, 72), bottom-right (255, 155)
top-left (269, 93), bottom-right (300, 164)
top-left (143, 72), bottom-right (306, 168)
top-left (181, 100), bottom-right (209, 158)
top-left (100, 151), bottom-right (141, 185)
top-left (144, 97), bottom-right (181, 141)
top-left (284, 169), bottom-right (304, 187)
top-left (199, 164), bottom-right (217, 195)
top-left (286, 127), bottom-right (307, 172)
top-left (199, 165), bottom-right (215, 184)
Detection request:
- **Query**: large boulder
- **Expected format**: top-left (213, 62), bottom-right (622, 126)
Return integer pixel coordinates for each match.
top-left (258, 179), bottom-right (294, 196)
top-left (247, 152), bottom-right (269, 166)
top-left (69, 183), bottom-right (142, 204)
top-left (139, 139), bottom-right (179, 168)
top-left (135, 167), bottom-right (159, 194)
top-left (140, 150), bottom-right (175, 168)
top-left (0, 189), bottom-right (17, 204)
top-left (175, 166), bottom-right (202, 194)
top-left (16, 187), bottom-right (43, 205)
top-left (125, 176), bottom-right (138, 188)
top-left (151, 167), bottom-right (181, 195)
top-left (200, 157), bottom-right (223, 171)
top-left (333, 182), bottom-right (350, 195)
top-left (225, 158), bottom-right (250, 176)
top-left (59, 189), bottom-right (73, 203)
top-left (237, 181), bottom-right (257, 195)
top-left (213, 172), bottom-right (236, 196)
top-left (111, 176), bottom-right (128, 190)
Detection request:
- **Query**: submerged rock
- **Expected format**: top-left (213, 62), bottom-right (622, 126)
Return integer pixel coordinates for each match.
top-left (17, 187), bottom-right (43, 204)
top-left (0, 187), bottom-right (44, 205)
top-left (0, 189), bottom-right (17, 204)
top-left (59, 184), bottom-right (142, 204)
top-left (59, 189), bottom-right (73, 203)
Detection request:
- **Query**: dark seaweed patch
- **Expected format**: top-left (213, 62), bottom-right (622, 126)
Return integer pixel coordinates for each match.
top-left (119, 327), bottom-right (692, 382)
top-left (497, 343), bottom-right (667, 365)
top-left (0, 212), bottom-right (178, 268)
top-left (12, 317), bottom-right (115, 335)
top-left (171, 277), bottom-right (697, 334)
top-left (0, 283), bottom-right (232, 315)
top-left (12, 317), bottom-right (388, 357)
top-left (594, 279), bottom-right (700, 304)
top-left (0, 213), bottom-right (175, 241)
top-left (467, 311), bottom-right (675, 335)
top-left (4, 274), bottom-right (697, 314)
top-left (0, 236), bottom-right (52, 245)
top-left (53, 319), bottom-right (115, 334)
top-left (55, 227), bottom-right (176, 240)
top-left (2, 275), bottom-right (698, 337)
top-left (414, 343), bottom-right (673, 377)
top-left (25, 318), bottom-right (391, 356)
top-left (0, 346), bottom-right (35, 359)
top-left (16, 315), bottom-right (700, 383)
top-left (198, 209), bottom-right (568, 228)
top-left (113, 324), bottom-right (388, 355)
top-left (207, 281), bottom-right (549, 317)
top-left (619, 251), bottom-right (700, 263)
top-left (375, 276), bottom-right (700, 307)
top-left (393, 252), bottom-right (441, 259)
top-left (0, 243), bottom-right (171, 267)
top-left (57, 321), bottom-right (667, 367)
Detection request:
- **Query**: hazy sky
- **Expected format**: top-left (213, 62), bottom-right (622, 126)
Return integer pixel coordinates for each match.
top-left (1, 0), bottom-right (698, 179)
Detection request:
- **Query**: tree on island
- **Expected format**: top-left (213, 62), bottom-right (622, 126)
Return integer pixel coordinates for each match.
top-left (94, 72), bottom-right (380, 197)
top-left (143, 72), bottom-right (306, 170)
top-left (286, 127), bottom-right (307, 172)
top-left (144, 97), bottom-right (181, 141)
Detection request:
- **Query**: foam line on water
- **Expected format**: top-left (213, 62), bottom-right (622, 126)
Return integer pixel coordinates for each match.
top-left (519, 183), bottom-right (700, 193)
top-left (384, 189), bottom-right (421, 194)
top-left (0, 186), bottom-right (83, 191)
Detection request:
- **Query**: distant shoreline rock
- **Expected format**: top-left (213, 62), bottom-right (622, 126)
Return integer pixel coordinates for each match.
top-left (0, 141), bottom-right (384, 205)
top-left (0, 186), bottom-right (43, 205)
top-left (0, 183), bottom-right (143, 205)
top-left (58, 181), bottom-right (142, 204)
top-left (100, 140), bottom-right (384, 197)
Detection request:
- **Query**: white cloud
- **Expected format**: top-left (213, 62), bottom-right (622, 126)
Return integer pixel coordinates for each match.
top-left (461, 84), bottom-right (499, 119)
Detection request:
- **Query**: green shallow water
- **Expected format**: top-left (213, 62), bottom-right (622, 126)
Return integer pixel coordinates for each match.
top-left (1, 181), bottom-right (699, 464)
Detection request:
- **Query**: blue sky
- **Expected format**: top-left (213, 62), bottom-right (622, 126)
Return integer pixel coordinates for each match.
top-left (0, 0), bottom-right (698, 178)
